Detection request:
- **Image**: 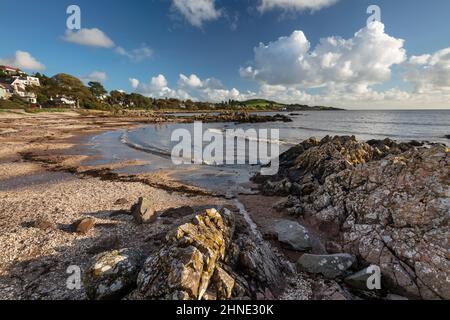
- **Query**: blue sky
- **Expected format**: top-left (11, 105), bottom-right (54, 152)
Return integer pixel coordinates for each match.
top-left (1, 0), bottom-right (450, 108)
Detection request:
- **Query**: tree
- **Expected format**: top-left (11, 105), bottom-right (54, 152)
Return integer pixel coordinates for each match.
top-left (88, 81), bottom-right (107, 97)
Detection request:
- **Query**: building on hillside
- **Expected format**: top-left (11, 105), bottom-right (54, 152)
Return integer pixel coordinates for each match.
top-left (14, 86), bottom-right (37, 104)
top-left (0, 83), bottom-right (13, 100)
top-left (11, 76), bottom-right (40, 87)
top-left (50, 95), bottom-right (78, 108)
top-left (0, 65), bottom-right (24, 76)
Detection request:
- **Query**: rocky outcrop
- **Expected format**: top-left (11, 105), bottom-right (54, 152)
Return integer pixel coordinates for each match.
top-left (83, 249), bottom-right (144, 300)
top-left (256, 136), bottom-right (450, 299)
top-left (192, 112), bottom-right (292, 124)
top-left (136, 208), bottom-right (233, 300)
top-left (131, 207), bottom-right (287, 300)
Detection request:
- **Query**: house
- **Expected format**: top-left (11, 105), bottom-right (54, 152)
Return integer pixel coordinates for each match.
top-left (11, 76), bottom-right (40, 88)
top-left (0, 65), bottom-right (24, 76)
top-left (14, 86), bottom-right (37, 104)
top-left (50, 95), bottom-right (78, 108)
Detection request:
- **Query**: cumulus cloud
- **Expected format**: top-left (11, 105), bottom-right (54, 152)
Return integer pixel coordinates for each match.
top-left (404, 48), bottom-right (450, 94)
top-left (63, 28), bottom-right (115, 48)
top-left (130, 74), bottom-right (190, 99)
top-left (241, 22), bottom-right (406, 94)
top-left (172, 0), bottom-right (222, 27)
top-left (129, 78), bottom-right (140, 90)
top-left (116, 45), bottom-right (153, 62)
top-left (0, 50), bottom-right (46, 71)
top-left (258, 0), bottom-right (339, 12)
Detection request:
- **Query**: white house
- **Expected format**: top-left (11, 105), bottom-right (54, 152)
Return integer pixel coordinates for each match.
top-left (11, 76), bottom-right (40, 88)
top-left (14, 86), bottom-right (37, 104)
top-left (50, 95), bottom-right (78, 108)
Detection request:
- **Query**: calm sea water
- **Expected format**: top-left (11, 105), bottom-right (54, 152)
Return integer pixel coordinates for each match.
top-left (87, 110), bottom-right (449, 193)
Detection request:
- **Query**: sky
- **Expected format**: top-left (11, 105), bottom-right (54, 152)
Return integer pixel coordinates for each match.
top-left (1, 0), bottom-right (450, 109)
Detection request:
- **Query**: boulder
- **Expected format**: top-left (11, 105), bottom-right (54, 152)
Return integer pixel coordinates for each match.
top-left (136, 208), bottom-right (234, 300)
top-left (296, 253), bottom-right (356, 279)
top-left (131, 197), bottom-right (156, 224)
top-left (73, 217), bottom-right (95, 234)
top-left (83, 248), bottom-right (144, 300)
top-left (256, 136), bottom-right (450, 299)
top-left (344, 266), bottom-right (379, 291)
top-left (274, 220), bottom-right (312, 251)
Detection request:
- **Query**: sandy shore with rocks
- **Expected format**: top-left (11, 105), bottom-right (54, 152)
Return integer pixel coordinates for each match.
top-left (0, 111), bottom-right (231, 299)
top-left (1, 110), bottom-right (448, 301)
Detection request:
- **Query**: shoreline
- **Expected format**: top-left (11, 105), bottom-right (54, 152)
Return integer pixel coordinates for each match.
top-left (0, 112), bottom-right (232, 299)
top-left (0, 111), bottom-right (448, 300)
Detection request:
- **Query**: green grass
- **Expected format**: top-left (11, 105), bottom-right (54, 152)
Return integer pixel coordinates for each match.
top-left (240, 99), bottom-right (285, 109)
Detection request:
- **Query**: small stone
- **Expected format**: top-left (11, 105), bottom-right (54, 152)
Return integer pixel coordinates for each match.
top-left (73, 217), bottom-right (95, 234)
top-left (296, 253), bottom-right (356, 279)
top-left (131, 197), bottom-right (156, 224)
top-left (274, 220), bottom-right (312, 251)
top-left (84, 248), bottom-right (144, 300)
top-left (345, 267), bottom-right (379, 291)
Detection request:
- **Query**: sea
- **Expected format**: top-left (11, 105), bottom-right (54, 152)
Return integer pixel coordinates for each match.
top-left (85, 110), bottom-right (450, 194)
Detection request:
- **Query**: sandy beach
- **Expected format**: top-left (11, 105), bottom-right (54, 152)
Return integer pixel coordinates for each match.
top-left (0, 111), bottom-right (232, 299)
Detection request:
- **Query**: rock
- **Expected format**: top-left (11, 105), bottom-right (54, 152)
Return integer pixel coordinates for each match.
top-left (83, 248), bottom-right (144, 300)
top-left (73, 217), bottom-right (95, 234)
top-left (274, 220), bottom-right (312, 251)
top-left (131, 197), bottom-right (156, 224)
top-left (444, 135), bottom-right (450, 140)
top-left (238, 237), bottom-right (287, 289)
top-left (344, 267), bottom-right (379, 291)
top-left (136, 208), bottom-right (234, 300)
top-left (296, 254), bottom-right (356, 279)
top-left (255, 136), bottom-right (450, 299)
top-left (212, 267), bottom-right (235, 300)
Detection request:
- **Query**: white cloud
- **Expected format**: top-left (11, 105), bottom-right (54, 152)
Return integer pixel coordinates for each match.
top-left (178, 74), bottom-right (203, 89)
top-left (129, 78), bottom-right (140, 90)
top-left (116, 45), bottom-right (153, 62)
top-left (172, 0), bottom-right (222, 27)
top-left (130, 74), bottom-right (187, 99)
top-left (404, 48), bottom-right (450, 94)
top-left (84, 71), bottom-right (108, 83)
top-left (258, 0), bottom-right (339, 12)
top-left (242, 22), bottom-right (406, 94)
top-left (0, 50), bottom-right (46, 71)
top-left (63, 28), bottom-right (115, 48)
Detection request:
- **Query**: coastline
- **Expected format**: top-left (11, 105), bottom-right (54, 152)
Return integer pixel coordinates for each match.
top-left (0, 111), bottom-right (448, 300)
top-left (0, 111), bottom-right (232, 299)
